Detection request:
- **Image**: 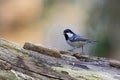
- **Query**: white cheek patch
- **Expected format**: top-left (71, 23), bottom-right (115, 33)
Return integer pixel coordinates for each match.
top-left (67, 33), bottom-right (73, 37)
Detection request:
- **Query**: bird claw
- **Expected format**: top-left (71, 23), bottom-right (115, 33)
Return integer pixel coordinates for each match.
top-left (81, 52), bottom-right (85, 54)
top-left (67, 49), bottom-right (74, 52)
top-left (67, 48), bottom-right (75, 52)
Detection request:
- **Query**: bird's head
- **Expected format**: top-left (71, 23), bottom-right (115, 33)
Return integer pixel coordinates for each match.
top-left (63, 29), bottom-right (75, 40)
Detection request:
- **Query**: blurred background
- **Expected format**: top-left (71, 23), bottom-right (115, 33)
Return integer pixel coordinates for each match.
top-left (0, 0), bottom-right (120, 59)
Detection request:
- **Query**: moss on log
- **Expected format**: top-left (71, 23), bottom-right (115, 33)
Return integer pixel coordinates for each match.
top-left (0, 38), bottom-right (119, 80)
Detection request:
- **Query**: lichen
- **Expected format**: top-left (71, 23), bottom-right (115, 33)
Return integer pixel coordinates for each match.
top-left (0, 70), bottom-right (18, 80)
top-left (52, 67), bottom-right (117, 80)
top-left (0, 38), bottom-right (28, 56)
top-left (0, 61), bottom-right (12, 70)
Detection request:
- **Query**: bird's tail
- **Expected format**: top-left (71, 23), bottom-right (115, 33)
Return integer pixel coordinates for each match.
top-left (88, 40), bottom-right (97, 43)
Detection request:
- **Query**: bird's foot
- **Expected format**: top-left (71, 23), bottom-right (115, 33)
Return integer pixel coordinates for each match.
top-left (80, 51), bottom-right (86, 55)
top-left (67, 48), bottom-right (76, 52)
top-left (67, 49), bottom-right (74, 52)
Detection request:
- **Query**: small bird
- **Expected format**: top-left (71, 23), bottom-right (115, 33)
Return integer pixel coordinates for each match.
top-left (63, 29), bottom-right (96, 53)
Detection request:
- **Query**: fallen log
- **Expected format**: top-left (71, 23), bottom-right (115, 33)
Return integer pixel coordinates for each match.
top-left (23, 42), bottom-right (61, 58)
top-left (0, 38), bottom-right (119, 80)
top-left (0, 38), bottom-right (75, 80)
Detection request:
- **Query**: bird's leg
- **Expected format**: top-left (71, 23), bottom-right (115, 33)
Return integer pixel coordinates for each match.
top-left (68, 47), bottom-right (76, 52)
top-left (81, 45), bottom-right (84, 54)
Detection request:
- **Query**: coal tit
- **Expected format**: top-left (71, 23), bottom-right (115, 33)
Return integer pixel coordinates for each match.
top-left (63, 29), bottom-right (96, 53)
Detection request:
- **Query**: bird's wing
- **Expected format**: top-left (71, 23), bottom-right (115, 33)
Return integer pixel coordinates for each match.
top-left (69, 34), bottom-right (88, 42)
top-left (69, 34), bottom-right (96, 43)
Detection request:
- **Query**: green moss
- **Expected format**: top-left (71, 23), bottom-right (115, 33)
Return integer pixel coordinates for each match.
top-left (52, 67), bottom-right (116, 80)
top-left (0, 38), bottom-right (28, 56)
top-left (0, 70), bottom-right (18, 80)
top-left (0, 61), bottom-right (11, 70)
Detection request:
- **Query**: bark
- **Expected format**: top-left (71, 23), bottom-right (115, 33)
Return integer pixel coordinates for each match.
top-left (0, 38), bottom-right (119, 80)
